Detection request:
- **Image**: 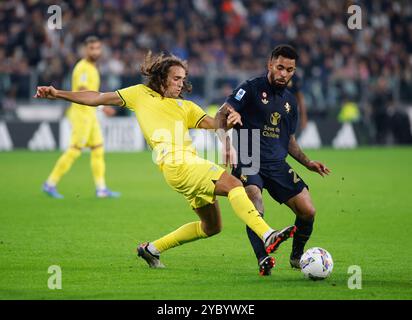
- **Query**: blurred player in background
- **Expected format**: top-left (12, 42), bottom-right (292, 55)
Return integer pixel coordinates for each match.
top-left (42, 36), bottom-right (119, 199)
top-left (217, 45), bottom-right (330, 276)
top-left (35, 52), bottom-right (296, 268)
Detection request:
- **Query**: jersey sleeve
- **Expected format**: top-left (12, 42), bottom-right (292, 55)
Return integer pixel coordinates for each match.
top-left (187, 101), bottom-right (207, 128)
top-left (225, 81), bottom-right (251, 111)
top-left (115, 85), bottom-right (141, 110)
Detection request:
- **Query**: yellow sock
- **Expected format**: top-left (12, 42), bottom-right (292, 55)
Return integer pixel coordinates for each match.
top-left (152, 221), bottom-right (208, 253)
top-left (47, 147), bottom-right (81, 185)
top-left (228, 186), bottom-right (272, 240)
top-left (91, 146), bottom-right (106, 189)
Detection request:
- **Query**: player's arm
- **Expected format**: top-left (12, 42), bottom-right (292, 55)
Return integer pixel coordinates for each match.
top-left (197, 115), bottom-right (215, 129)
top-left (216, 81), bottom-right (250, 132)
top-left (215, 102), bottom-right (239, 155)
top-left (295, 91), bottom-right (308, 130)
top-left (214, 102), bottom-right (242, 167)
top-left (75, 85), bottom-right (117, 116)
top-left (34, 86), bottom-right (123, 106)
top-left (215, 102), bottom-right (243, 131)
top-left (197, 104), bottom-right (242, 130)
top-left (288, 134), bottom-right (331, 177)
top-left (196, 104), bottom-right (241, 167)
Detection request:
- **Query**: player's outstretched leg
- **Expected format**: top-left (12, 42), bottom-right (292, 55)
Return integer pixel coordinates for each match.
top-left (264, 225), bottom-right (297, 254)
top-left (90, 145), bottom-right (120, 198)
top-left (43, 147), bottom-right (82, 198)
top-left (285, 188), bottom-right (315, 269)
top-left (137, 202), bottom-right (221, 268)
top-left (137, 242), bottom-right (165, 268)
top-left (243, 185), bottom-right (275, 276)
top-left (214, 172), bottom-right (295, 256)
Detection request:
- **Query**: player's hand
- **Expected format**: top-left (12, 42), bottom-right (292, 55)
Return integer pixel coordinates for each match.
top-left (306, 160), bottom-right (331, 177)
top-left (222, 138), bottom-right (237, 169)
top-left (34, 86), bottom-right (58, 99)
top-left (102, 106), bottom-right (117, 117)
top-left (226, 106), bottom-right (242, 129)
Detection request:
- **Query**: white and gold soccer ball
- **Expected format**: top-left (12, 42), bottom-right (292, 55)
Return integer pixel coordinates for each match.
top-left (300, 247), bottom-right (333, 280)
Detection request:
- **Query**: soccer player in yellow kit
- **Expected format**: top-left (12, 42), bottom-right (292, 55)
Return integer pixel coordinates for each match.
top-left (42, 36), bottom-right (119, 199)
top-left (35, 52), bottom-right (295, 268)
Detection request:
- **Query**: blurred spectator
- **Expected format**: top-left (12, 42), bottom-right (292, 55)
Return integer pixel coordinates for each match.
top-left (1, 86), bottom-right (18, 120)
top-left (370, 77), bottom-right (392, 144)
top-left (338, 99), bottom-right (360, 124)
top-left (388, 100), bottom-right (412, 144)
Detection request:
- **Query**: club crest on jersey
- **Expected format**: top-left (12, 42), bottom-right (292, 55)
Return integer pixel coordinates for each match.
top-left (270, 112), bottom-right (281, 126)
top-left (261, 92), bottom-right (269, 104)
top-left (284, 102), bottom-right (291, 113)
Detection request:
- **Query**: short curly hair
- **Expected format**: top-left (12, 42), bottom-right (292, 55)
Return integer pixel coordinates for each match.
top-left (140, 51), bottom-right (192, 98)
top-left (270, 44), bottom-right (299, 62)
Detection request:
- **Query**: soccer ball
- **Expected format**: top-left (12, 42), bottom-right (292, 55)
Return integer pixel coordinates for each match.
top-left (300, 247), bottom-right (333, 280)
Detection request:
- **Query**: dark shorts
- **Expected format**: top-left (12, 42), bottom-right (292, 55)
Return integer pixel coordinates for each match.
top-left (232, 161), bottom-right (308, 204)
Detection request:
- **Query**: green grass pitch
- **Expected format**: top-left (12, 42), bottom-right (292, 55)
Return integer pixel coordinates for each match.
top-left (0, 148), bottom-right (411, 300)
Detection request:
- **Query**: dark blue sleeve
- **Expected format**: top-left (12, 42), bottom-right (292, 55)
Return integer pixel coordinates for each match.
top-left (225, 81), bottom-right (251, 111)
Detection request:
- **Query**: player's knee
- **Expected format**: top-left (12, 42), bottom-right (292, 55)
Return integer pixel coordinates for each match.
top-left (301, 205), bottom-right (316, 221)
top-left (204, 224), bottom-right (222, 237)
top-left (227, 176), bottom-right (243, 191)
top-left (67, 147), bottom-right (82, 160)
top-left (215, 172), bottom-right (243, 196)
top-left (219, 176), bottom-right (243, 195)
top-left (91, 146), bottom-right (104, 158)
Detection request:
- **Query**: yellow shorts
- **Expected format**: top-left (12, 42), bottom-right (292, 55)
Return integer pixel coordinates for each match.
top-left (67, 107), bottom-right (103, 148)
top-left (162, 154), bottom-right (225, 209)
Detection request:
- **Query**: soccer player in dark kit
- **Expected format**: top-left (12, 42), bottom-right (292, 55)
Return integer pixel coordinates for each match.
top-left (216, 44), bottom-right (331, 276)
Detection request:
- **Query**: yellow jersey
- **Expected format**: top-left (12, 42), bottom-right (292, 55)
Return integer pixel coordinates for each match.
top-left (116, 84), bottom-right (207, 166)
top-left (69, 58), bottom-right (100, 115)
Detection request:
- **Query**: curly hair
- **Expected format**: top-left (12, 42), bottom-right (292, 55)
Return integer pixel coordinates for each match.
top-left (140, 51), bottom-right (192, 98)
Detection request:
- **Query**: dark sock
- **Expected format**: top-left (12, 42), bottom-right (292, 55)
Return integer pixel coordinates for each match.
top-left (246, 212), bottom-right (267, 262)
top-left (291, 216), bottom-right (314, 258)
